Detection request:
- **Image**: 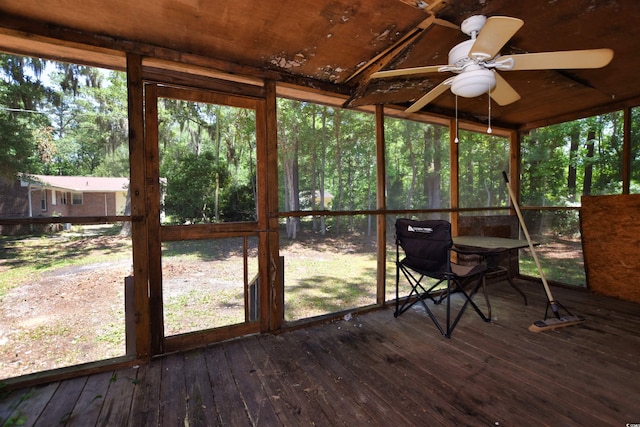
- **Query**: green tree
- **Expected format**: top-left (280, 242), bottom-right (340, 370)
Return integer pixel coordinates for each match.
top-left (44, 64), bottom-right (125, 176)
top-left (457, 130), bottom-right (509, 208)
top-left (384, 117), bottom-right (449, 211)
top-left (0, 54), bottom-right (52, 177)
top-left (158, 99), bottom-right (257, 224)
top-left (162, 151), bottom-right (230, 224)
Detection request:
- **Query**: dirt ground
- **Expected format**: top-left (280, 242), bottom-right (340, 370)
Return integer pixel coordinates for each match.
top-left (0, 254), bottom-right (251, 379)
top-left (1, 253), bottom-right (128, 379)
top-left (0, 229), bottom-right (583, 381)
top-left (0, 229), bottom-right (354, 380)
top-left (0, 227), bottom-right (246, 380)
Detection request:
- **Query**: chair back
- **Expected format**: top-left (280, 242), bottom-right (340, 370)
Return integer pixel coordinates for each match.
top-left (396, 219), bottom-right (452, 275)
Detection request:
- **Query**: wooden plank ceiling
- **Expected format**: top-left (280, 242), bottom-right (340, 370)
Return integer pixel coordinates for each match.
top-left (0, 0), bottom-right (638, 129)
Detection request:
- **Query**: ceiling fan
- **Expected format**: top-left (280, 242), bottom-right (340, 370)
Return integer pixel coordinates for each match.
top-left (370, 15), bottom-right (614, 114)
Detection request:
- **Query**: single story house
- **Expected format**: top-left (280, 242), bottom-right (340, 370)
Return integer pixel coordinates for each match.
top-left (0, 174), bottom-right (129, 220)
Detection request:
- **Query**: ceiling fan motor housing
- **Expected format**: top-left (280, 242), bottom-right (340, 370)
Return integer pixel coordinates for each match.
top-left (448, 39), bottom-right (476, 69)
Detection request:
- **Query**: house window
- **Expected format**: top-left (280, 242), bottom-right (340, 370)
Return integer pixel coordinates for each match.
top-left (41, 190), bottom-right (47, 211)
top-left (71, 192), bottom-right (83, 205)
top-left (61, 192), bottom-right (68, 205)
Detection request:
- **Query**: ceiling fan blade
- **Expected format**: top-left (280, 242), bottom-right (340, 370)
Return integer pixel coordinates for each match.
top-left (470, 16), bottom-right (524, 60)
top-left (371, 65), bottom-right (446, 79)
top-left (502, 48), bottom-right (614, 70)
top-left (405, 79), bottom-right (452, 113)
top-left (490, 73), bottom-right (521, 106)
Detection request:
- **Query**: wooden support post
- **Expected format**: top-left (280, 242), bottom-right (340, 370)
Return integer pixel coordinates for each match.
top-left (144, 82), bottom-right (164, 354)
top-left (509, 129), bottom-right (519, 204)
top-left (124, 275), bottom-right (136, 355)
top-left (375, 104), bottom-right (387, 305)
top-left (126, 52), bottom-right (151, 358)
top-left (264, 80), bottom-right (282, 331)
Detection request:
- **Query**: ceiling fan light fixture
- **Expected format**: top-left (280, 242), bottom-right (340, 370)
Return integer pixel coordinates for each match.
top-left (450, 68), bottom-right (496, 98)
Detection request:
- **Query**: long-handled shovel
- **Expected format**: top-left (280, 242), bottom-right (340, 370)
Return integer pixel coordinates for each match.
top-left (502, 171), bottom-right (585, 332)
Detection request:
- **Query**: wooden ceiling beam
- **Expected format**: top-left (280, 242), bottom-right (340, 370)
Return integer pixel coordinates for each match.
top-left (345, 13), bottom-right (457, 85)
top-left (0, 27), bottom-right (125, 71)
top-left (0, 13), bottom-right (356, 102)
top-left (518, 95), bottom-right (640, 132)
top-left (0, 13), bottom-right (281, 81)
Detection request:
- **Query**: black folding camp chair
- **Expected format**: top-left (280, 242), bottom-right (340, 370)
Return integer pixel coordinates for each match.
top-left (394, 218), bottom-right (491, 338)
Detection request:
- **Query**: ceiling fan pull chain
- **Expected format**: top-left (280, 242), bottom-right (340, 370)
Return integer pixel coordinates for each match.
top-left (454, 95), bottom-right (459, 143)
top-left (487, 87), bottom-right (492, 134)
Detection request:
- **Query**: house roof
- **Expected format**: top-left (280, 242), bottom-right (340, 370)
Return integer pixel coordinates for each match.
top-left (23, 174), bottom-right (129, 193)
top-left (0, 1), bottom-right (639, 129)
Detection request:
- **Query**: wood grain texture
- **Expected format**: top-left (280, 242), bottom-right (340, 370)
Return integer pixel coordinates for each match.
top-left (581, 194), bottom-right (640, 303)
top-left (2, 279), bottom-right (639, 425)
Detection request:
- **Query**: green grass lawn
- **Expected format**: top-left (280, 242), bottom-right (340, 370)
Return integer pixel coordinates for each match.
top-left (282, 249), bottom-right (378, 321)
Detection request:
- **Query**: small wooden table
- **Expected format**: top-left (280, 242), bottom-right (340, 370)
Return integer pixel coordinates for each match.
top-left (453, 235), bottom-right (535, 305)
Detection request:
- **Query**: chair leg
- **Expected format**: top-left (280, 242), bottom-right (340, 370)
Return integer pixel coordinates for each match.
top-left (448, 274), bottom-right (491, 335)
top-left (395, 266), bottom-right (489, 338)
top-left (395, 265), bottom-right (449, 336)
top-left (395, 261), bottom-right (400, 317)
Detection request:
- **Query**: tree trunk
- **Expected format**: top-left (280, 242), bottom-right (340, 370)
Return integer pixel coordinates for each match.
top-left (119, 186), bottom-right (132, 236)
top-left (214, 106), bottom-right (221, 222)
top-left (282, 116), bottom-right (301, 239)
top-left (405, 124), bottom-right (417, 209)
top-left (334, 110), bottom-right (343, 233)
top-left (310, 105), bottom-right (318, 232)
top-left (424, 125), bottom-right (443, 209)
top-left (320, 106), bottom-right (328, 235)
top-left (567, 124), bottom-right (580, 202)
top-left (583, 129), bottom-right (596, 196)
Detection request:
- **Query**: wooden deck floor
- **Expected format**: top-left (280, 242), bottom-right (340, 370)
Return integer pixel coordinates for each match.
top-left (1, 279), bottom-right (640, 426)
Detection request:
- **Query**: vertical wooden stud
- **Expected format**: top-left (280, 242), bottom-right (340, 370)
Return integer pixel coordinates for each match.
top-left (263, 80), bottom-right (282, 331)
top-left (509, 129), bottom-right (520, 207)
top-left (144, 83), bottom-right (164, 353)
top-left (375, 105), bottom-right (387, 305)
top-left (126, 53), bottom-right (151, 358)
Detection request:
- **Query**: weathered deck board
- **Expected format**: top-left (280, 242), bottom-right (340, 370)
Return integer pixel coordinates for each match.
top-left (157, 352), bottom-right (187, 426)
top-left (67, 371), bottom-right (118, 426)
top-left (95, 366), bottom-right (137, 426)
top-left (299, 330), bottom-right (410, 425)
top-left (37, 376), bottom-right (86, 425)
top-left (1, 279), bottom-right (640, 426)
top-left (204, 345), bottom-right (246, 426)
top-left (241, 334), bottom-right (333, 426)
top-left (183, 349), bottom-right (218, 426)
top-left (128, 361), bottom-right (162, 427)
top-left (3, 382), bottom-right (59, 426)
top-left (220, 339), bottom-right (281, 426)
top-left (306, 323), bottom-right (446, 425)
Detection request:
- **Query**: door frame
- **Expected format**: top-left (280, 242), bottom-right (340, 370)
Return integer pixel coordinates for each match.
top-left (143, 82), bottom-right (273, 354)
